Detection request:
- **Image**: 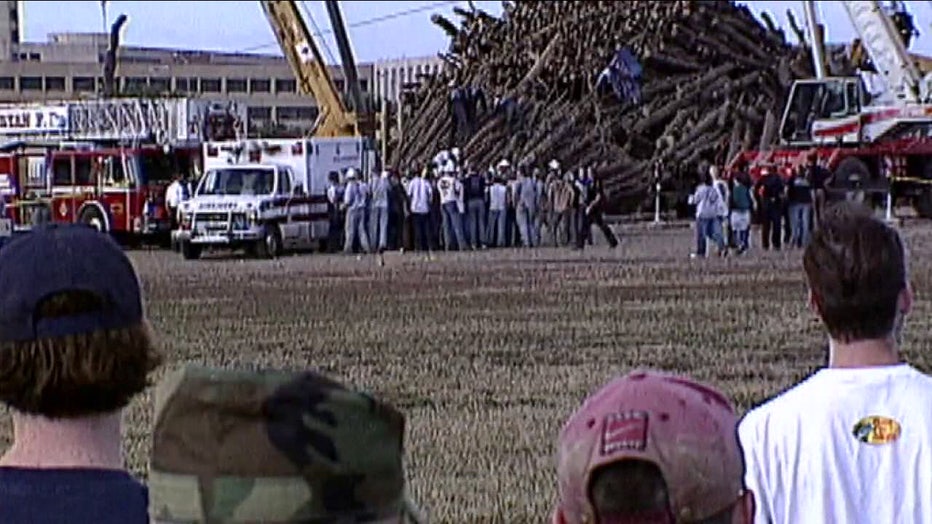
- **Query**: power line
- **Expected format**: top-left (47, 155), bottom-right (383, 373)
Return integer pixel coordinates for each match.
top-left (299, 0), bottom-right (337, 65)
top-left (236, 0), bottom-right (462, 54)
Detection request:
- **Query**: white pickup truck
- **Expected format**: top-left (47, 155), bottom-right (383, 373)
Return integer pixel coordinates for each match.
top-left (173, 137), bottom-right (367, 259)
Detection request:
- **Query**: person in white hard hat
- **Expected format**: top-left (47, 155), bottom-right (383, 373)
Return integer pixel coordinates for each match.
top-left (369, 170), bottom-right (391, 255)
top-left (341, 168), bottom-right (371, 255)
top-left (437, 161), bottom-right (467, 251)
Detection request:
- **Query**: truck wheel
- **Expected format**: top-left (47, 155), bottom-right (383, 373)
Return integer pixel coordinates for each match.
top-left (78, 206), bottom-right (108, 233)
top-left (912, 161), bottom-right (932, 218)
top-left (831, 157), bottom-right (870, 203)
top-left (180, 241), bottom-right (202, 260)
top-left (915, 188), bottom-right (932, 218)
top-left (255, 226), bottom-right (282, 259)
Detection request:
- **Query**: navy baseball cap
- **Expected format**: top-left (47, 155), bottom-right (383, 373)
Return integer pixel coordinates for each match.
top-left (0, 224), bottom-right (143, 343)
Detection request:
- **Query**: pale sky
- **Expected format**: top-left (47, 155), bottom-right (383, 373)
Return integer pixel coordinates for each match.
top-left (19, 1), bottom-right (932, 63)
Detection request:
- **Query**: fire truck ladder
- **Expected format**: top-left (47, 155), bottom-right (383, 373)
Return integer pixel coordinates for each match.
top-left (68, 98), bottom-right (177, 144)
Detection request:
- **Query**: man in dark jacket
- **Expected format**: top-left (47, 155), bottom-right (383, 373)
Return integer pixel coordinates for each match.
top-left (755, 166), bottom-right (785, 250)
top-left (575, 168), bottom-right (619, 250)
top-left (462, 162), bottom-right (487, 249)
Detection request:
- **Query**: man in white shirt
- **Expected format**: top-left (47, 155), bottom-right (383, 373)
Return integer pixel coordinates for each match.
top-left (437, 162), bottom-right (466, 251)
top-left (486, 175), bottom-right (508, 247)
top-left (739, 201), bottom-right (932, 524)
top-left (405, 167), bottom-right (433, 255)
top-left (341, 169), bottom-right (370, 255)
top-left (164, 175), bottom-right (187, 230)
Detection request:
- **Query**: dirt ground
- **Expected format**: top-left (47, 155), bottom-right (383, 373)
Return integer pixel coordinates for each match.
top-left (1, 220), bottom-right (931, 523)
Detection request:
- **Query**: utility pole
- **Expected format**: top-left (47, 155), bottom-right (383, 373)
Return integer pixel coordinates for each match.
top-left (101, 1), bottom-right (108, 33)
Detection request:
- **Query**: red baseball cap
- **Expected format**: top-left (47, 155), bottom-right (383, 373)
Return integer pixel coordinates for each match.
top-left (553, 370), bottom-right (745, 523)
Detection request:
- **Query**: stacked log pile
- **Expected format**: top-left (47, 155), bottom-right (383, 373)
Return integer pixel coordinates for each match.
top-left (391, 0), bottom-right (854, 213)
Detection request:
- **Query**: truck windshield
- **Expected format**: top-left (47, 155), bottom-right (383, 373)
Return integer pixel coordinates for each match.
top-left (198, 168), bottom-right (275, 196)
top-left (138, 153), bottom-right (177, 184)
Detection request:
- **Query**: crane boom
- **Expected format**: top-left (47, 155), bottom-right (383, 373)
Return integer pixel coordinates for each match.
top-left (259, 0), bottom-right (358, 137)
top-left (841, 0), bottom-right (924, 102)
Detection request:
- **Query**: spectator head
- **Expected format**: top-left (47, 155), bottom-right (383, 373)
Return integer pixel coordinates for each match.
top-left (553, 370), bottom-right (754, 524)
top-left (803, 201), bottom-right (910, 345)
top-left (702, 170), bottom-right (714, 186)
top-left (808, 151), bottom-right (818, 164)
top-left (328, 171), bottom-right (340, 184)
top-left (0, 224), bottom-right (161, 419)
top-left (149, 364), bottom-right (422, 524)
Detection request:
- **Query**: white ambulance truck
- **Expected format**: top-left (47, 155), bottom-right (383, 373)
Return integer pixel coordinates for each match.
top-left (173, 137), bottom-right (366, 259)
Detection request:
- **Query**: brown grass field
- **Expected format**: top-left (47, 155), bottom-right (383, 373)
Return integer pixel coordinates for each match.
top-left (2, 220), bottom-right (931, 522)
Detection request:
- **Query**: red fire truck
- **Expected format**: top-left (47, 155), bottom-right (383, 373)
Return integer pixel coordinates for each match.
top-left (0, 97), bottom-right (245, 244)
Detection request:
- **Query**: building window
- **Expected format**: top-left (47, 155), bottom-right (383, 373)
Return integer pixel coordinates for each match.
top-left (275, 78), bottom-right (296, 94)
top-left (187, 77), bottom-right (199, 92)
top-left (277, 106), bottom-right (318, 121)
top-left (45, 77), bottom-right (65, 91)
top-left (247, 106), bottom-right (272, 120)
top-left (250, 78), bottom-right (270, 93)
top-left (175, 77), bottom-right (199, 92)
top-left (123, 77), bottom-right (147, 92)
top-left (334, 79), bottom-right (345, 91)
top-left (226, 78), bottom-right (247, 93)
top-left (0, 77), bottom-right (13, 90)
top-left (28, 52), bottom-right (40, 62)
top-left (150, 77), bottom-right (171, 93)
top-left (359, 79), bottom-right (368, 92)
top-left (201, 78), bottom-right (221, 93)
top-left (72, 76), bottom-right (96, 92)
top-left (20, 76), bottom-right (41, 91)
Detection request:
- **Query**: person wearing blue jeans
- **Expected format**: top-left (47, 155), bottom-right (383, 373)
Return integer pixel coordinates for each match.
top-left (689, 172), bottom-right (727, 258)
top-left (368, 173), bottom-right (391, 253)
top-left (786, 168), bottom-right (813, 248)
top-left (462, 167), bottom-right (487, 248)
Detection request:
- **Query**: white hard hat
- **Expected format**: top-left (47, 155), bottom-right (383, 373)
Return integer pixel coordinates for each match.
top-left (497, 159), bottom-right (511, 169)
top-left (451, 147), bottom-right (461, 158)
top-left (443, 160), bottom-right (457, 173)
top-left (345, 168), bottom-right (358, 179)
top-left (548, 159), bottom-right (560, 171)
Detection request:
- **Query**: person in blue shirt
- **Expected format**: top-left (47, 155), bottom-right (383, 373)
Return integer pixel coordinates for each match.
top-left (0, 224), bottom-right (162, 524)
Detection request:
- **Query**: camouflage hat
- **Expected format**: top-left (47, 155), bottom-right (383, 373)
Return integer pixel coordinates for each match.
top-left (148, 364), bottom-right (410, 523)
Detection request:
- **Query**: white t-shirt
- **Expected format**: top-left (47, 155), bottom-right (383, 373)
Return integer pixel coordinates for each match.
top-left (738, 364), bottom-right (932, 524)
top-left (488, 183), bottom-right (507, 211)
top-left (437, 175), bottom-right (460, 205)
top-left (406, 177), bottom-right (432, 215)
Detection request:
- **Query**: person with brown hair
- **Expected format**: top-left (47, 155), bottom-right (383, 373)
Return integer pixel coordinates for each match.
top-left (0, 224), bottom-right (163, 523)
top-left (552, 370), bottom-right (755, 524)
top-left (739, 201), bottom-right (932, 523)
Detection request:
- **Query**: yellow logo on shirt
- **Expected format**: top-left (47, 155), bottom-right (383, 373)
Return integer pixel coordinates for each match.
top-left (852, 415), bottom-right (901, 445)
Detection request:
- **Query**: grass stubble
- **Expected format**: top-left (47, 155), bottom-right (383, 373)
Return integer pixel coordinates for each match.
top-left (1, 222), bottom-right (930, 523)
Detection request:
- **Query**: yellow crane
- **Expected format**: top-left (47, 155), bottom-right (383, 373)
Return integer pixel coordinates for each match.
top-left (260, 1), bottom-right (371, 138)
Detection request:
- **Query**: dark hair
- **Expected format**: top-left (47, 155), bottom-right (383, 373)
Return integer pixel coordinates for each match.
top-left (0, 290), bottom-right (163, 418)
top-left (803, 202), bottom-right (907, 342)
top-left (588, 460), bottom-right (733, 524)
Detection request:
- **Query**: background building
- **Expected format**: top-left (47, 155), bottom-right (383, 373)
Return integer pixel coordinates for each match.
top-left (374, 56), bottom-right (444, 106)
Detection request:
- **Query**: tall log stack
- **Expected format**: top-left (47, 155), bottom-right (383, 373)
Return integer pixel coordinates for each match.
top-left (391, 0), bottom-right (855, 213)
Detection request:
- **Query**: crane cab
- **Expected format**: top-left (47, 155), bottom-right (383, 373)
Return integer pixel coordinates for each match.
top-left (779, 77), bottom-right (867, 146)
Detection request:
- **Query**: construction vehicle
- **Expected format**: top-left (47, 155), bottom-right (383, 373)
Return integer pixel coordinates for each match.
top-left (0, 97), bottom-right (246, 243)
top-left (727, 0), bottom-right (932, 217)
top-left (260, 0), bottom-right (375, 141)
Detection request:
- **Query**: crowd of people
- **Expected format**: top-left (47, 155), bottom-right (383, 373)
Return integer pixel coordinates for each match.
top-left (690, 152), bottom-right (832, 258)
top-left (0, 200), bottom-right (929, 523)
top-left (326, 148), bottom-right (619, 260)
